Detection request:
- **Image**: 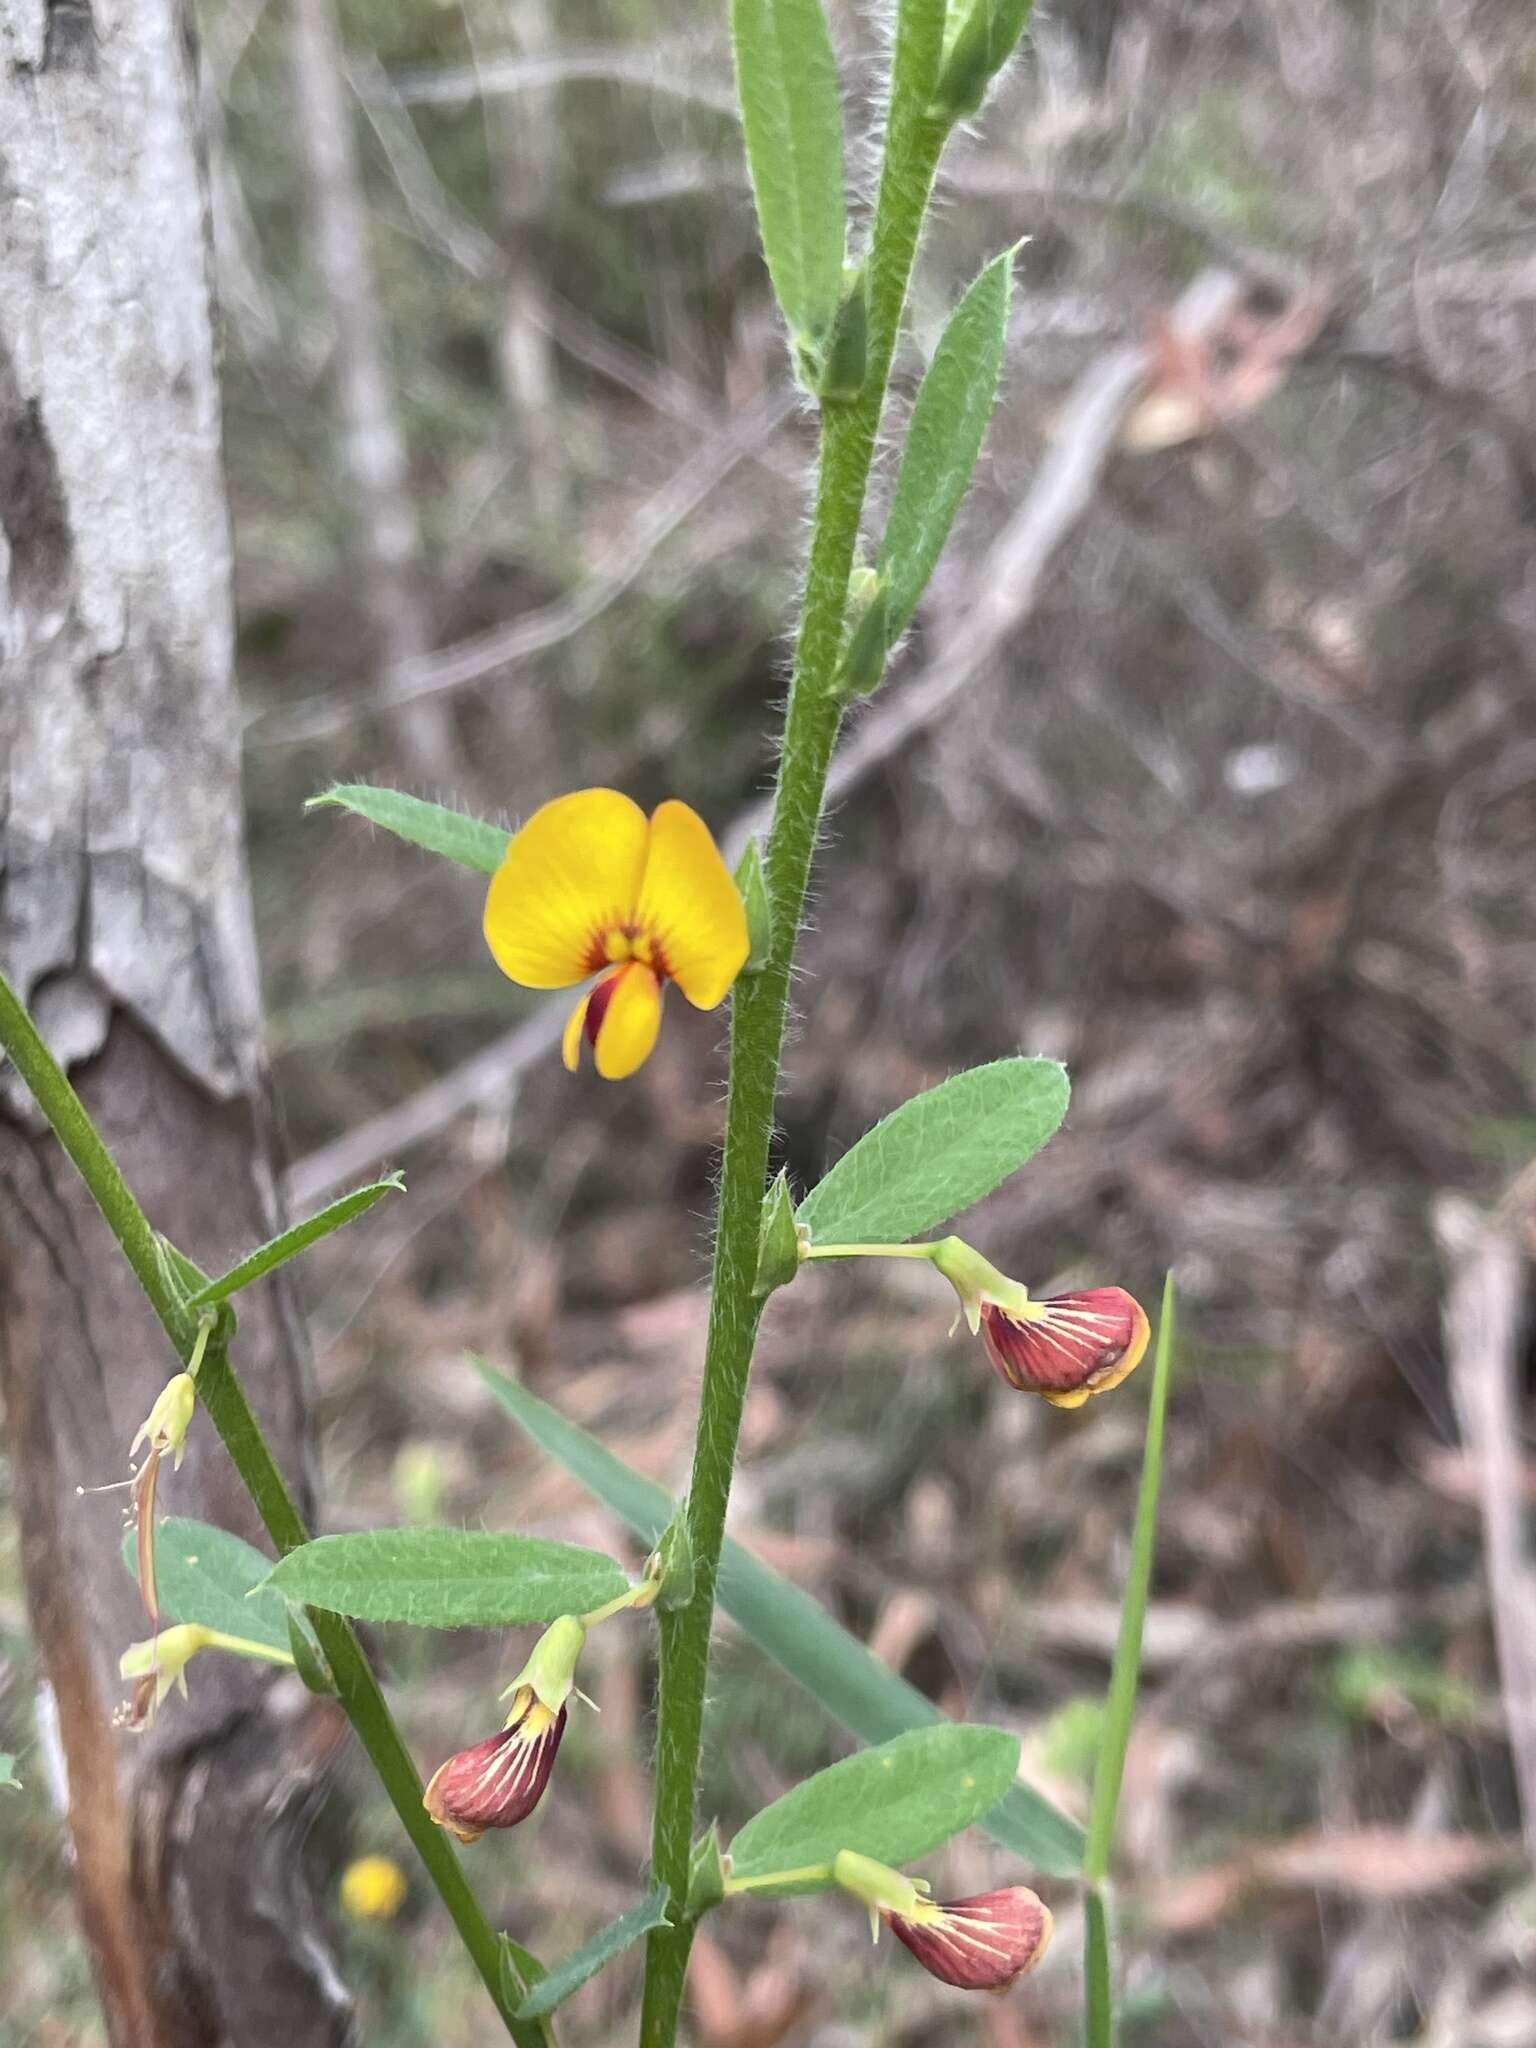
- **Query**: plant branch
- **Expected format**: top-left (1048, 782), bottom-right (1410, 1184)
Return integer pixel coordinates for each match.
top-left (637, 9), bottom-right (953, 2041)
top-left (0, 970), bottom-right (544, 2046)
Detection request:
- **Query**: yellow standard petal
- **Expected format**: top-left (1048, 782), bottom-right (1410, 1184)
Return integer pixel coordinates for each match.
top-left (484, 789), bottom-right (648, 990)
top-left (592, 963), bottom-right (663, 1080)
top-left (634, 800), bottom-right (749, 1010)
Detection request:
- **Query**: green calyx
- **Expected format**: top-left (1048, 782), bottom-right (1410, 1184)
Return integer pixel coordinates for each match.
top-left (503, 1614), bottom-right (587, 1716)
top-left (927, 1234), bottom-right (1031, 1330)
top-left (830, 1849), bottom-right (927, 1920)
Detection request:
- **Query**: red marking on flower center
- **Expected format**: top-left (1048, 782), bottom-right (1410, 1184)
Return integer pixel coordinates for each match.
top-left (584, 965), bottom-right (627, 1047)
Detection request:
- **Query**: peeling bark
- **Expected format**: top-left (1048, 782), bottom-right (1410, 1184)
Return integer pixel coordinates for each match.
top-left (1, 6), bottom-right (352, 2042)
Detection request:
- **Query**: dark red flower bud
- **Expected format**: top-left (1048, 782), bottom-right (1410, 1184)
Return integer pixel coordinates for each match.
top-left (422, 1688), bottom-right (566, 1843)
top-left (979, 1287), bottom-right (1150, 1409)
top-left (885, 1886), bottom-right (1053, 1991)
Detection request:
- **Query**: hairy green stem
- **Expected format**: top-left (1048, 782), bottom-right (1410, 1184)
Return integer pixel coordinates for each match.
top-left (638, 12), bottom-right (953, 2041)
top-left (0, 970), bottom-right (543, 2046)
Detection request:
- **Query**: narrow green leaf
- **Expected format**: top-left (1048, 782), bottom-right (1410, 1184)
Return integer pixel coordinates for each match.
top-left (0, 1754), bottom-right (20, 1792)
top-left (514, 1886), bottom-right (671, 2019)
top-left (1083, 1273), bottom-right (1175, 1887)
top-left (878, 248), bottom-right (1015, 646)
top-left (185, 1177), bottom-right (404, 1309)
top-left (476, 1363), bottom-right (1084, 1875)
top-left (797, 1056), bottom-right (1069, 1247)
top-left (729, 1724), bottom-right (1019, 1895)
top-left (262, 1528), bottom-right (628, 1629)
top-left (122, 1517), bottom-right (294, 1653)
top-left (932, 0), bottom-right (1035, 120)
top-left (731, 0), bottom-right (846, 347)
top-left (308, 784), bottom-right (510, 875)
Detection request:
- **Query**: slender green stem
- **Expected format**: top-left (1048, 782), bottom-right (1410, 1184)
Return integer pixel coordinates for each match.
top-left (638, 12), bottom-right (954, 2043)
top-left (1084, 1886), bottom-right (1115, 2048)
top-left (0, 969), bottom-right (543, 2046)
top-left (803, 1241), bottom-right (941, 1261)
top-left (721, 1863), bottom-right (834, 1897)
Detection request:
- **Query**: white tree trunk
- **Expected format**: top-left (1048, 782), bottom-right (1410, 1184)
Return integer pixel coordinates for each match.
top-left (1, 6), bottom-right (349, 2041)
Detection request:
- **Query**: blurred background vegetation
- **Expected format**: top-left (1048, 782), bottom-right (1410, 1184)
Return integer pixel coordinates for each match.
top-left (4, 0), bottom-right (1535, 2041)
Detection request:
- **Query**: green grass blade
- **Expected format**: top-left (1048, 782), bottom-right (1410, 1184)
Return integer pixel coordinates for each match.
top-left (1084, 1884), bottom-right (1115, 2048)
top-left (476, 1360), bottom-right (1085, 1877)
top-left (1083, 1272), bottom-right (1175, 1886)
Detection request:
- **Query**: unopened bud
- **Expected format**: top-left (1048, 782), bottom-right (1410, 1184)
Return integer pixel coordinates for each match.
top-left (887, 1883), bottom-right (1053, 1989)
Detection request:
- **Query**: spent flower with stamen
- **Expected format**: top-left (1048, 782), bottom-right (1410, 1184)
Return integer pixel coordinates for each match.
top-left (483, 788), bottom-right (749, 1079)
top-left (423, 1615), bottom-right (587, 1843)
top-left (831, 1850), bottom-right (1053, 1993)
top-left (117, 1622), bottom-right (295, 1731)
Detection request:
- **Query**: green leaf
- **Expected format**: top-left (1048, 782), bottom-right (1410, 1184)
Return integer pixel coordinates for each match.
top-left (308, 784), bottom-right (510, 875)
top-left (878, 248), bottom-right (1015, 647)
top-left (477, 1363), bottom-right (1084, 1876)
top-left (0, 1754), bottom-right (19, 1792)
top-left (729, 1724), bottom-right (1019, 1895)
top-left (514, 1886), bottom-right (672, 2019)
top-left (797, 1055), bottom-right (1068, 1247)
top-left (1083, 1273), bottom-right (1175, 1887)
top-left (122, 1517), bottom-right (295, 1653)
top-left (932, 0), bottom-right (1035, 119)
top-left (185, 1177), bottom-right (404, 1309)
top-left (262, 1528), bottom-right (628, 1629)
top-left (731, 0), bottom-right (846, 349)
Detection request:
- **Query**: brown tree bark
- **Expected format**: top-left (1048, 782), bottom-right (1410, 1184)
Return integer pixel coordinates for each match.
top-left (1, 5), bottom-right (351, 2042)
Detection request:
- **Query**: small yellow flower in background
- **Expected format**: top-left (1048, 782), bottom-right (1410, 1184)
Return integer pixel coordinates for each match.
top-left (339, 1854), bottom-right (408, 1922)
top-left (484, 789), bottom-right (749, 1080)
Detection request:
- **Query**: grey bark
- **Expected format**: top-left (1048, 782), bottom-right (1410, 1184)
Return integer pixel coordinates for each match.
top-left (289, 0), bottom-right (458, 780)
top-left (1, 5), bottom-right (351, 2042)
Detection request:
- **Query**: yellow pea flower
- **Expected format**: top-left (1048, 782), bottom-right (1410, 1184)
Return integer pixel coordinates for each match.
top-left (483, 789), bottom-right (749, 1080)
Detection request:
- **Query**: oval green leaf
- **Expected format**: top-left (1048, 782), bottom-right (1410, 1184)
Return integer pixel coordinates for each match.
top-left (477, 1361), bottom-right (1084, 1876)
top-left (732, 0), bottom-right (847, 348)
top-left (307, 784), bottom-right (510, 875)
top-left (798, 1055), bottom-right (1069, 1246)
top-left (728, 1724), bottom-right (1021, 1895)
top-left (122, 1517), bottom-right (294, 1653)
top-left (262, 1528), bottom-right (628, 1629)
top-left (878, 246), bottom-right (1015, 645)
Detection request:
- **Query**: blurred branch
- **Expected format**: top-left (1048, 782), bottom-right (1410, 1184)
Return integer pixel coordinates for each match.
top-left (290, 0), bottom-right (458, 778)
top-left (247, 381), bottom-right (799, 748)
top-left (1436, 1186), bottom-right (1536, 1865)
top-left (379, 41), bottom-right (737, 118)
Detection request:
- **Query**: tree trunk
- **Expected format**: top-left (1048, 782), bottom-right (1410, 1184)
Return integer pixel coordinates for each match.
top-left (0, 6), bottom-right (351, 2043)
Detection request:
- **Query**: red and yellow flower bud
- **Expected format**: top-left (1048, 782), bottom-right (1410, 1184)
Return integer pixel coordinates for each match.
top-left (885, 1885), bottom-right (1054, 1991)
top-left (979, 1287), bottom-right (1150, 1408)
top-left (421, 1687), bottom-right (568, 1843)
